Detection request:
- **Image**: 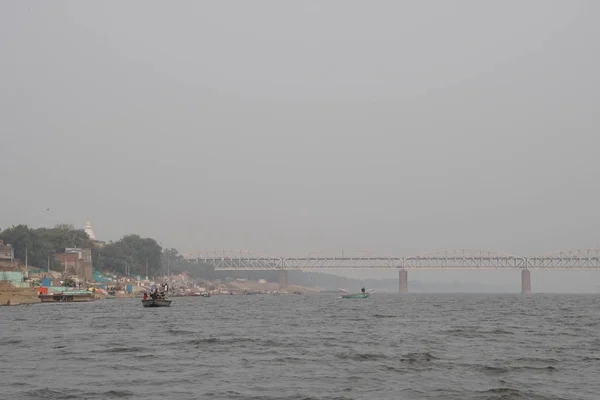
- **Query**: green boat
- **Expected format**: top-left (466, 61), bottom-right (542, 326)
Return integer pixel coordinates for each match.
top-left (341, 293), bottom-right (369, 299)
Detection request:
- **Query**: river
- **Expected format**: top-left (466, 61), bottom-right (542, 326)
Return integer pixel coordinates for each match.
top-left (1, 293), bottom-right (599, 399)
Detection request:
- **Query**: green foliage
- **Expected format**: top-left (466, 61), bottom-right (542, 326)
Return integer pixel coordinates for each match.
top-left (95, 234), bottom-right (162, 277)
top-left (38, 224), bottom-right (93, 252)
top-left (0, 225), bottom-right (282, 282)
top-left (0, 224), bottom-right (92, 269)
top-left (161, 248), bottom-right (216, 278)
top-left (0, 225), bottom-right (163, 277)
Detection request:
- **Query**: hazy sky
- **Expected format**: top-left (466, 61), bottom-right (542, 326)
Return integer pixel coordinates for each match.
top-left (2, 1), bottom-right (599, 266)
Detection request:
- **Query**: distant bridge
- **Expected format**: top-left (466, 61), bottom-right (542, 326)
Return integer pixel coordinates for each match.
top-left (183, 248), bottom-right (600, 294)
top-left (183, 248), bottom-right (600, 270)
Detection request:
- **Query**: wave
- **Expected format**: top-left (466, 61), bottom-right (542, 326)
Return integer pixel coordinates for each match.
top-left (515, 357), bottom-right (559, 363)
top-left (335, 352), bottom-right (389, 361)
top-left (490, 328), bottom-right (515, 335)
top-left (481, 366), bottom-right (510, 375)
top-left (24, 389), bottom-right (81, 400)
top-left (480, 365), bottom-right (556, 375)
top-left (583, 356), bottom-right (600, 361)
top-left (442, 328), bottom-right (483, 338)
top-left (380, 364), bottom-right (409, 373)
top-left (480, 387), bottom-right (524, 396)
top-left (166, 328), bottom-right (197, 335)
top-left (402, 352), bottom-right (438, 362)
top-left (93, 346), bottom-right (147, 354)
top-left (272, 356), bottom-right (305, 362)
top-left (134, 354), bottom-right (156, 359)
top-left (97, 390), bottom-right (134, 398)
top-left (0, 339), bottom-right (23, 345)
top-left (514, 365), bottom-right (557, 372)
top-left (180, 337), bottom-right (281, 347)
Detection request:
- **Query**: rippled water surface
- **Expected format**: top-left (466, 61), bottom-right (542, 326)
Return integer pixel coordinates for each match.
top-left (2, 294), bottom-right (600, 399)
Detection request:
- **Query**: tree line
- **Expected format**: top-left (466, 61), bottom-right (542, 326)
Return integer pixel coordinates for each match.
top-left (1, 224), bottom-right (283, 283)
top-left (0, 224), bottom-right (92, 269)
top-left (0, 224), bottom-right (163, 276)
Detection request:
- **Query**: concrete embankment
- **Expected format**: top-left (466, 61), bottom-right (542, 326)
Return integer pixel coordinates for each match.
top-left (0, 281), bottom-right (40, 306)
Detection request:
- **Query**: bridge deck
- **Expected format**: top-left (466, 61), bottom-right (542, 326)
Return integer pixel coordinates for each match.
top-left (185, 249), bottom-right (600, 270)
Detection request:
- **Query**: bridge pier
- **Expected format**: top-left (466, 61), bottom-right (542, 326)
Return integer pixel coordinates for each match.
top-left (399, 269), bottom-right (408, 293)
top-left (521, 269), bottom-right (531, 294)
top-left (278, 270), bottom-right (288, 290)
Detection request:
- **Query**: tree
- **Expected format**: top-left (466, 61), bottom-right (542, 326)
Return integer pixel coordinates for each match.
top-left (0, 224), bottom-right (168, 277)
top-left (95, 234), bottom-right (162, 276)
top-left (38, 225), bottom-right (92, 253)
top-left (0, 224), bottom-right (93, 270)
top-left (161, 248), bottom-right (216, 278)
top-left (0, 225), bottom-right (47, 267)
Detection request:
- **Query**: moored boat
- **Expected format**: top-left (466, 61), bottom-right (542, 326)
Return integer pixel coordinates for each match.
top-left (39, 291), bottom-right (95, 303)
top-left (142, 298), bottom-right (172, 307)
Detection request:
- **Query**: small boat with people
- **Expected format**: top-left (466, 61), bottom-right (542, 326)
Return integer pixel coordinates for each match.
top-left (142, 283), bottom-right (172, 307)
top-left (341, 287), bottom-right (370, 299)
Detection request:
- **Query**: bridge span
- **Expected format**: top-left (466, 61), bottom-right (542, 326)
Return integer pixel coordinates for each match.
top-left (184, 248), bottom-right (600, 294)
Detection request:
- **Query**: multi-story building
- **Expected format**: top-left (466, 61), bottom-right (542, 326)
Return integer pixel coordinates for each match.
top-left (0, 240), bottom-right (13, 261)
top-left (56, 248), bottom-right (93, 282)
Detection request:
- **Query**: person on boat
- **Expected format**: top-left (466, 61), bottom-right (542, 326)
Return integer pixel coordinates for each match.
top-left (142, 292), bottom-right (148, 300)
top-left (361, 287), bottom-right (366, 293)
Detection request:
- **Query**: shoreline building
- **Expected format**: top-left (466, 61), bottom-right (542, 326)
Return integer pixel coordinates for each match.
top-left (56, 248), bottom-right (93, 282)
top-left (0, 240), bottom-right (14, 270)
top-left (0, 240), bottom-right (13, 260)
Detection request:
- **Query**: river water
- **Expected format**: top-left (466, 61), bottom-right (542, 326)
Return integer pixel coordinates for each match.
top-left (1, 294), bottom-right (599, 399)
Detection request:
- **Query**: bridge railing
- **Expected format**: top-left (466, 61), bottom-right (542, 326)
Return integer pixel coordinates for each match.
top-left (282, 257), bottom-right (402, 269)
top-left (184, 249), bottom-right (284, 270)
top-left (404, 249), bottom-right (527, 269)
top-left (527, 248), bottom-right (600, 269)
top-left (185, 248), bottom-right (600, 270)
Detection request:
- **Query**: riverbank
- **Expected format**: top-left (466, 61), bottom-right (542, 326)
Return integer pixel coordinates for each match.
top-left (0, 281), bottom-right (40, 306)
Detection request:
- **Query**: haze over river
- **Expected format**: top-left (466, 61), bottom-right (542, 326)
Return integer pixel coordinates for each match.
top-left (2, 294), bottom-right (599, 399)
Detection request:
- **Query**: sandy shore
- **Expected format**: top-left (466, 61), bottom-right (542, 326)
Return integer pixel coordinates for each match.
top-left (0, 282), bottom-right (40, 306)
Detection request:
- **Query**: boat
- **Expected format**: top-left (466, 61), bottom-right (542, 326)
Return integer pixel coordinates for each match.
top-left (341, 293), bottom-right (369, 299)
top-left (39, 291), bottom-right (95, 303)
top-left (142, 298), bottom-right (172, 307)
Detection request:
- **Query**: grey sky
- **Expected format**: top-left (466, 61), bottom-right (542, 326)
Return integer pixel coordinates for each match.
top-left (1, 0), bottom-right (599, 272)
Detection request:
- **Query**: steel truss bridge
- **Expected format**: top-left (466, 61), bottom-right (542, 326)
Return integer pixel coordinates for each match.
top-left (183, 248), bottom-right (600, 270)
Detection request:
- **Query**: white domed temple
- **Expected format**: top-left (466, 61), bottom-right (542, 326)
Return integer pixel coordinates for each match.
top-left (84, 218), bottom-right (96, 240)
